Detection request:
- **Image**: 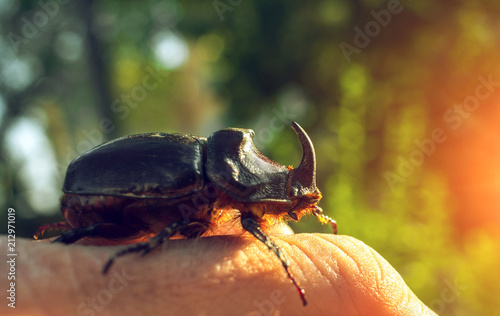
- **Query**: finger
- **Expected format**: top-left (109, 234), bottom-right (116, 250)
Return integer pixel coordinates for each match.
top-left (276, 234), bottom-right (438, 316)
top-left (0, 235), bottom-right (436, 316)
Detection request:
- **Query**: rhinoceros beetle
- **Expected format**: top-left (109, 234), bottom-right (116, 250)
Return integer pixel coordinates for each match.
top-left (35, 122), bottom-right (336, 306)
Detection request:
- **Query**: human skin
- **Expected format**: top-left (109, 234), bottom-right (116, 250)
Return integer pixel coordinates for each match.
top-left (0, 228), bottom-right (437, 316)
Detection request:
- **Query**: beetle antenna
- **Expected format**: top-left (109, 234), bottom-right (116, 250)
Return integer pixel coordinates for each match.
top-left (312, 206), bottom-right (337, 234)
top-left (241, 216), bottom-right (307, 306)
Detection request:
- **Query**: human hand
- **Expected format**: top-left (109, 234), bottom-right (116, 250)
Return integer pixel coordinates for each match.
top-left (0, 226), bottom-right (436, 316)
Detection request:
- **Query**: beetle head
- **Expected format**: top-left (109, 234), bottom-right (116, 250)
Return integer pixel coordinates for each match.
top-left (289, 122), bottom-right (320, 199)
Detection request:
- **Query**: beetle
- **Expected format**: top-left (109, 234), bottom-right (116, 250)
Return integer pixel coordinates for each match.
top-left (35, 121), bottom-right (337, 306)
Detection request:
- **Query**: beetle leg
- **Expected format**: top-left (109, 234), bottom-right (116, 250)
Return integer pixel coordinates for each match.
top-left (52, 223), bottom-right (104, 244)
top-left (241, 216), bottom-right (307, 306)
top-left (140, 219), bottom-right (190, 256)
top-left (102, 242), bottom-right (149, 274)
top-left (52, 223), bottom-right (143, 244)
top-left (312, 206), bottom-right (338, 234)
top-left (102, 219), bottom-right (190, 274)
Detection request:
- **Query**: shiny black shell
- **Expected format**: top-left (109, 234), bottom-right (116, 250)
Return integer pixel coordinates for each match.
top-left (63, 129), bottom-right (291, 204)
top-left (63, 133), bottom-right (207, 199)
top-left (207, 128), bottom-right (289, 202)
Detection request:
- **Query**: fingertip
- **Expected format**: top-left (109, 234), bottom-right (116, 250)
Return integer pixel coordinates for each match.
top-left (277, 234), bottom-right (438, 316)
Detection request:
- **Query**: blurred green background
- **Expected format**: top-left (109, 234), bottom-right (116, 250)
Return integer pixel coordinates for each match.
top-left (1, 0), bottom-right (499, 315)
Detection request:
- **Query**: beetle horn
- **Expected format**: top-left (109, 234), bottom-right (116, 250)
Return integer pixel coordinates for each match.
top-left (290, 122), bottom-right (317, 195)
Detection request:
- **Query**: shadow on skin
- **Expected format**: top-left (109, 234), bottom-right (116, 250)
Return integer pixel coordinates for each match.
top-left (0, 224), bottom-right (436, 316)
